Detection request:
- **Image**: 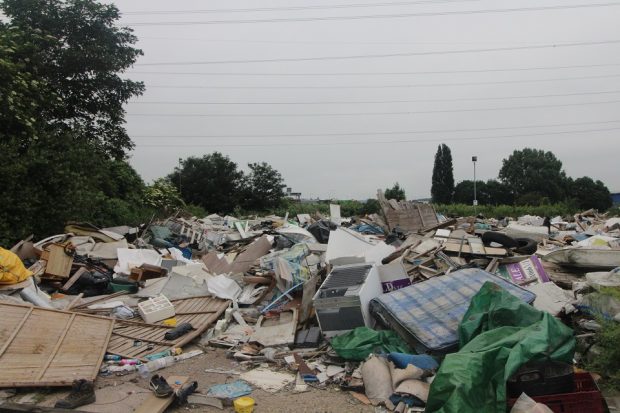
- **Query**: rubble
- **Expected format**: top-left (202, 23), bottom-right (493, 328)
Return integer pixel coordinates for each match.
top-left (0, 200), bottom-right (618, 412)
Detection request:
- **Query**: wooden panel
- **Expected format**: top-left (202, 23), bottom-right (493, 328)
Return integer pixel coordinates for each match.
top-left (106, 296), bottom-right (229, 360)
top-left (0, 303), bottom-right (113, 388)
top-left (44, 244), bottom-right (73, 279)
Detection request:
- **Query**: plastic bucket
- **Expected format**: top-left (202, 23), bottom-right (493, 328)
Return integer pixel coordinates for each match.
top-left (233, 396), bottom-right (255, 413)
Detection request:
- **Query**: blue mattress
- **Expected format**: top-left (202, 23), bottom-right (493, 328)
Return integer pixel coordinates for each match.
top-left (369, 268), bottom-right (537, 354)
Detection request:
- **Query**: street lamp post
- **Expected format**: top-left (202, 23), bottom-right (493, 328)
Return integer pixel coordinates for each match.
top-left (472, 156), bottom-right (478, 216)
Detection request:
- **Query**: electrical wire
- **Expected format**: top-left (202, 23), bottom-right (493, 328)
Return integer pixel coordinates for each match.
top-left (132, 126), bottom-right (620, 147)
top-left (129, 89), bottom-right (620, 105)
top-left (123, 0), bottom-right (491, 15)
top-left (126, 3), bottom-right (620, 26)
top-left (126, 98), bottom-right (620, 117)
top-left (130, 118), bottom-right (620, 138)
top-left (129, 62), bottom-right (620, 76)
top-left (142, 74), bottom-right (620, 89)
top-left (134, 39), bottom-right (620, 65)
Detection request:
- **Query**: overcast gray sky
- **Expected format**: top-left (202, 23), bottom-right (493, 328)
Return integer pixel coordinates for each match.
top-left (109, 0), bottom-right (620, 199)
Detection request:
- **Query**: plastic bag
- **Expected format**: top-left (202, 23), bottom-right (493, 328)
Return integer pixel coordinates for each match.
top-left (510, 393), bottom-right (553, 413)
top-left (0, 247), bottom-right (32, 284)
top-left (330, 327), bottom-right (410, 361)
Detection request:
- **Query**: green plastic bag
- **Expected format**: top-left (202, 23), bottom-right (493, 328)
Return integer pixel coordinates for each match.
top-left (426, 282), bottom-right (575, 413)
top-left (331, 327), bottom-right (411, 361)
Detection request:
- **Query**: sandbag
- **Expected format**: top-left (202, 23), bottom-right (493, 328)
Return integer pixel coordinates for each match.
top-left (0, 247), bottom-right (32, 285)
top-left (361, 354), bottom-right (393, 405)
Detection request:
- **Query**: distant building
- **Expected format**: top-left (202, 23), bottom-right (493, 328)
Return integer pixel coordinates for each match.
top-left (285, 187), bottom-right (302, 202)
top-left (611, 192), bottom-right (620, 205)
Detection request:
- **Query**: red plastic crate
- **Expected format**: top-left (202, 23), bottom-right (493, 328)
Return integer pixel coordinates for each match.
top-left (507, 372), bottom-right (605, 413)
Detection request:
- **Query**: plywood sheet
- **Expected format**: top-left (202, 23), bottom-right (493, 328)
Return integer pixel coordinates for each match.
top-left (0, 303), bottom-right (114, 387)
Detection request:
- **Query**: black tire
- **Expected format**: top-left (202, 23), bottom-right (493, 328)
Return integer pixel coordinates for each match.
top-left (481, 231), bottom-right (518, 249)
top-left (514, 238), bottom-right (538, 255)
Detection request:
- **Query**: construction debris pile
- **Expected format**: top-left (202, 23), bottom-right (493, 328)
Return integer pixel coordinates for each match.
top-left (1, 191), bottom-right (619, 412)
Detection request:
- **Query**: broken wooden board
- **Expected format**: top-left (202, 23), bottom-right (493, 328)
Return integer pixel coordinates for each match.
top-left (0, 303), bottom-right (114, 388)
top-left (249, 308), bottom-right (298, 347)
top-left (133, 375), bottom-right (189, 413)
top-left (44, 244), bottom-right (73, 279)
top-left (107, 296), bottom-right (229, 360)
top-left (443, 242), bottom-right (507, 256)
top-left (467, 237), bottom-right (486, 255)
top-left (377, 190), bottom-right (439, 233)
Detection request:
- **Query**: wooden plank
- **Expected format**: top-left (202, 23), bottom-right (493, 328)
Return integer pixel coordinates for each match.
top-left (36, 313), bottom-right (76, 380)
top-left (134, 375), bottom-right (189, 413)
top-left (0, 307), bottom-right (33, 358)
top-left (0, 403), bottom-right (91, 413)
top-left (64, 293), bottom-right (84, 311)
top-left (468, 237), bottom-right (486, 255)
top-left (61, 268), bottom-right (87, 291)
top-left (44, 244), bottom-right (73, 279)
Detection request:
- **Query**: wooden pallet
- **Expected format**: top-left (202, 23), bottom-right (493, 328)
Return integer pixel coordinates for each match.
top-left (0, 303), bottom-right (114, 388)
top-left (106, 296), bottom-right (229, 360)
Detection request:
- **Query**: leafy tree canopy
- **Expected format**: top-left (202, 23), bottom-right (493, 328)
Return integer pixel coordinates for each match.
top-left (168, 153), bottom-right (244, 214)
top-left (0, 0), bottom-right (146, 246)
top-left (569, 176), bottom-right (612, 211)
top-left (241, 162), bottom-right (286, 212)
top-left (499, 148), bottom-right (567, 203)
top-left (385, 182), bottom-right (406, 201)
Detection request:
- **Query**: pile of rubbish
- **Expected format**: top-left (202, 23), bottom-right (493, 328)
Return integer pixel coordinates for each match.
top-left (0, 190), bottom-right (618, 412)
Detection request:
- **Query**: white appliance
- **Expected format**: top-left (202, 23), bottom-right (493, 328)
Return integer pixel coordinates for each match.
top-left (312, 263), bottom-right (383, 338)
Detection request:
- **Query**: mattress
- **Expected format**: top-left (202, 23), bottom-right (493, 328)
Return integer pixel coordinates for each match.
top-left (369, 268), bottom-right (537, 355)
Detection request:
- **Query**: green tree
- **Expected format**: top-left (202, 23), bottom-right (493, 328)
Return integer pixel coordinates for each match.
top-left (241, 162), bottom-right (286, 211)
top-left (484, 179), bottom-right (514, 205)
top-left (431, 144), bottom-right (455, 203)
top-left (0, 0), bottom-right (146, 246)
top-left (168, 153), bottom-right (243, 214)
top-left (144, 179), bottom-right (185, 214)
top-left (385, 183), bottom-right (406, 201)
top-left (453, 180), bottom-right (485, 205)
top-left (2, 0), bottom-right (144, 158)
top-left (499, 148), bottom-right (567, 203)
top-left (569, 177), bottom-right (612, 211)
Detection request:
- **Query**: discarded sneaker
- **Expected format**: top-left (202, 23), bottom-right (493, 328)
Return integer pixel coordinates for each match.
top-left (149, 374), bottom-right (173, 398)
top-left (175, 381), bottom-right (198, 405)
top-left (54, 379), bottom-right (96, 409)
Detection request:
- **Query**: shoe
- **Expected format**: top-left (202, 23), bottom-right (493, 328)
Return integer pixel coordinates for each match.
top-left (149, 374), bottom-right (173, 398)
top-left (55, 379), bottom-right (96, 409)
top-left (175, 381), bottom-right (197, 405)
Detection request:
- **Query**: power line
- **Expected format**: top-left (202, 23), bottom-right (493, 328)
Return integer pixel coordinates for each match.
top-left (126, 3), bottom-right (620, 26)
top-left (133, 126), bottom-right (620, 147)
top-left (126, 98), bottom-right (620, 117)
top-left (130, 62), bottom-right (620, 76)
top-left (130, 89), bottom-right (620, 105)
top-left (134, 39), bottom-right (620, 65)
top-left (143, 73), bottom-right (620, 89)
top-left (131, 118), bottom-right (620, 138)
top-left (136, 37), bottom-right (585, 45)
top-left (123, 0), bottom-right (489, 15)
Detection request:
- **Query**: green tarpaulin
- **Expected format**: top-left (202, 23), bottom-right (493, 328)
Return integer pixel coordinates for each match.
top-left (426, 282), bottom-right (575, 413)
top-left (330, 327), bottom-right (410, 361)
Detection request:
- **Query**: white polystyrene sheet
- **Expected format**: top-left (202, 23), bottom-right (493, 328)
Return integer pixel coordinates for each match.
top-left (577, 235), bottom-right (617, 248)
top-left (330, 204), bottom-right (342, 226)
top-left (326, 228), bottom-right (393, 265)
top-left (207, 274), bottom-right (242, 300)
top-left (114, 248), bottom-right (162, 275)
